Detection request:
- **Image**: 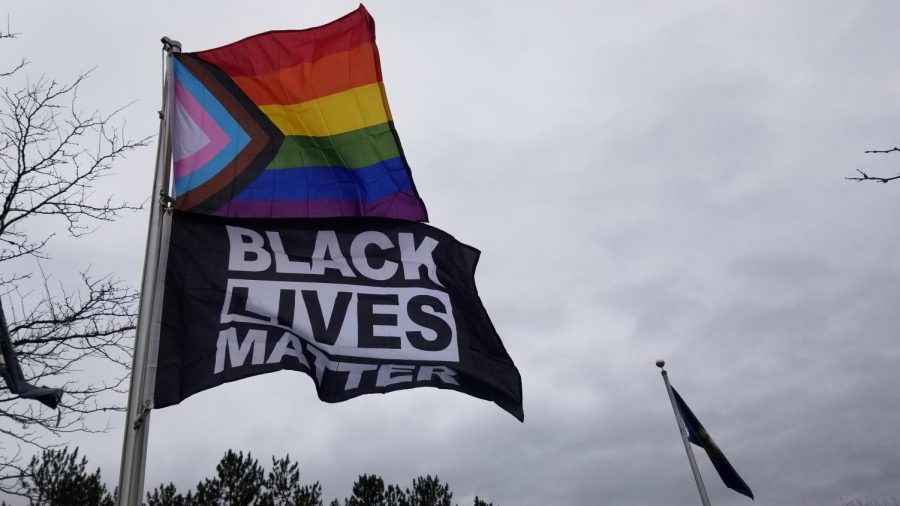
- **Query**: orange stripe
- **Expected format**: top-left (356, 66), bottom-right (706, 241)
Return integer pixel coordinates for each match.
top-left (231, 43), bottom-right (381, 106)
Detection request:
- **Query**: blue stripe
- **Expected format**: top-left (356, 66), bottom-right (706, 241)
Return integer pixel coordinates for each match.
top-left (172, 59), bottom-right (250, 195)
top-left (232, 157), bottom-right (414, 203)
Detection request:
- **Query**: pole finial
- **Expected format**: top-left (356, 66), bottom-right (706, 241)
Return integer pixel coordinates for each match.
top-left (655, 359), bottom-right (665, 369)
top-left (161, 36), bottom-right (182, 53)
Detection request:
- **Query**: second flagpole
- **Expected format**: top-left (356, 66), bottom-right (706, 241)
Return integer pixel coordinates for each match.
top-left (657, 360), bottom-right (711, 506)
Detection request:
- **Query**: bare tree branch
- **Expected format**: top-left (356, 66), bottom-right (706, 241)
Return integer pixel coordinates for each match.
top-left (0, 16), bottom-right (26, 79)
top-left (0, 60), bottom-right (26, 79)
top-left (864, 147), bottom-right (900, 154)
top-left (0, 27), bottom-right (147, 494)
top-left (0, 15), bottom-right (18, 40)
top-left (846, 168), bottom-right (900, 183)
top-left (847, 149), bottom-right (900, 183)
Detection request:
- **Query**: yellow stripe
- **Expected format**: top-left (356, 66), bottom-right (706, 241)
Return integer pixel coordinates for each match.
top-left (259, 82), bottom-right (392, 137)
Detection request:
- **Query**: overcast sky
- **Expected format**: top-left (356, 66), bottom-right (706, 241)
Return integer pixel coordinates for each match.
top-left (4, 1), bottom-right (900, 504)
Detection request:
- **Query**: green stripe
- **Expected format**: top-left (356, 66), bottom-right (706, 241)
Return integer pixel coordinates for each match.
top-left (268, 122), bottom-right (402, 170)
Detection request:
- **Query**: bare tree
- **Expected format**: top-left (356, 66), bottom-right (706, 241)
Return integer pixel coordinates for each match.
top-left (847, 147), bottom-right (900, 183)
top-left (0, 24), bottom-right (149, 495)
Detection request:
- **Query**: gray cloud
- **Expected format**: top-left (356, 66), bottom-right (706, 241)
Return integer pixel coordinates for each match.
top-left (3, 0), bottom-right (900, 504)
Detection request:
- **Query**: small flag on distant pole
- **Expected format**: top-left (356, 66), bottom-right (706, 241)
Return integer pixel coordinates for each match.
top-left (658, 360), bottom-right (753, 503)
top-left (0, 301), bottom-right (63, 409)
top-left (672, 387), bottom-right (754, 500)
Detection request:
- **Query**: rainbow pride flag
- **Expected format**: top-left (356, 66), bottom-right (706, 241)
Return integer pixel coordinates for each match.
top-left (171, 6), bottom-right (428, 221)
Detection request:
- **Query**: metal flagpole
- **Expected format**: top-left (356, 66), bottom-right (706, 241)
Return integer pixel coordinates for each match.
top-left (657, 360), bottom-right (711, 506)
top-left (117, 36), bottom-right (180, 506)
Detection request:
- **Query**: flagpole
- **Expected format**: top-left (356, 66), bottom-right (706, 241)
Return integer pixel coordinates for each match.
top-left (117, 37), bottom-right (180, 506)
top-left (657, 360), bottom-right (711, 506)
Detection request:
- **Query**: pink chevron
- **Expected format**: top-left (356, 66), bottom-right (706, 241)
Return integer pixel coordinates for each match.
top-left (173, 80), bottom-right (231, 179)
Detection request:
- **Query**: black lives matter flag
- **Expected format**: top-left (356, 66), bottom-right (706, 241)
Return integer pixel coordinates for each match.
top-left (153, 211), bottom-right (523, 420)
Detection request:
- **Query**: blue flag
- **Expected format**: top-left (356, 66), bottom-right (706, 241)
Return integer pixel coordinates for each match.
top-left (673, 387), bottom-right (753, 500)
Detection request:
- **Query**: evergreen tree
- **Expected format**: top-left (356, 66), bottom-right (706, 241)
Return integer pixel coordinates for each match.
top-left (346, 474), bottom-right (386, 506)
top-left (384, 484), bottom-right (410, 506)
top-left (191, 450), bottom-right (265, 506)
top-left (293, 483), bottom-right (325, 506)
top-left (259, 455), bottom-right (322, 506)
top-left (343, 474), bottom-right (458, 506)
top-left (145, 482), bottom-right (190, 506)
top-left (20, 447), bottom-right (114, 506)
top-left (144, 451), bottom-right (323, 506)
top-left (9, 446), bottom-right (497, 506)
top-left (407, 475), bottom-right (452, 506)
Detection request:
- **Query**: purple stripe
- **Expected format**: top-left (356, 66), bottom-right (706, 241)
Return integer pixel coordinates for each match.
top-left (212, 192), bottom-right (427, 221)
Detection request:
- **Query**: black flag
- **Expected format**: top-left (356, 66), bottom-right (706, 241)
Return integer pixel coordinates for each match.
top-left (672, 387), bottom-right (753, 499)
top-left (0, 301), bottom-right (63, 409)
top-left (153, 211), bottom-right (523, 420)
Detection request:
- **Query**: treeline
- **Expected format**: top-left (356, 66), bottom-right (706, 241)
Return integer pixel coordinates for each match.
top-left (2, 448), bottom-right (495, 506)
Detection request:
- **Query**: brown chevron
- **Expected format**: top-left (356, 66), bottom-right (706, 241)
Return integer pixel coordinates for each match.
top-left (173, 53), bottom-right (284, 214)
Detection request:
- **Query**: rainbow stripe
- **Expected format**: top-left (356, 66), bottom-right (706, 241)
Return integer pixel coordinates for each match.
top-left (171, 6), bottom-right (427, 221)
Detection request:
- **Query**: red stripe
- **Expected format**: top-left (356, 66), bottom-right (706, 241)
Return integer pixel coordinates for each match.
top-left (195, 5), bottom-right (375, 77)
